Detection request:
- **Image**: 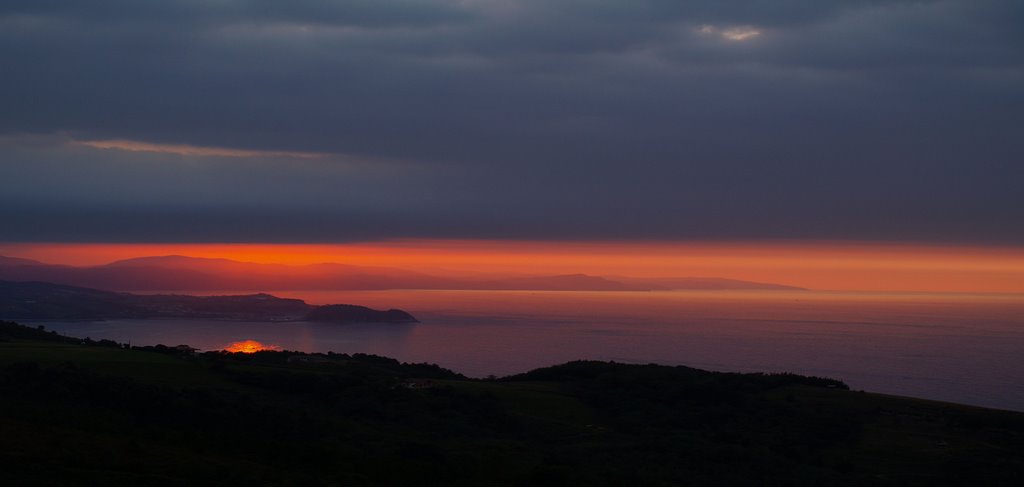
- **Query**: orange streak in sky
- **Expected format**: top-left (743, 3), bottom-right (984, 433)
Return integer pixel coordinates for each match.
top-left (75, 139), bottom-right (325, 159)
top-left (2, 240), bottom-right (1023, 293)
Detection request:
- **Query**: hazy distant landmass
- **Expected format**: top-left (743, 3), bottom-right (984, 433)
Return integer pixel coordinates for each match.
top-left (610, 275), bottom-right (804, 291)
top-left (0, 255), bottom-right (805, 292)
top-left (0, 280), bottom-right (416, 323)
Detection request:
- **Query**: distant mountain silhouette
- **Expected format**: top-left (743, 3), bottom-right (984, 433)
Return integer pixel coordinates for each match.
top-left (0, 256), bottom-right (48, 267)
top-left (0, 255), bottom-right (450, 291)
top-left (0, 280), bottom-right (416, 323)
top-left (0, 255), bottom-right (806, 292)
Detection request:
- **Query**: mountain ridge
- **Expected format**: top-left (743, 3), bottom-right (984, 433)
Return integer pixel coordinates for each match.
top-left (0, 254), bottom-right (806, 292)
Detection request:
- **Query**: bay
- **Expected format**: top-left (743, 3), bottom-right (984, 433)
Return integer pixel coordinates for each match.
top-left (37, 289), bottom-right (1024, 411)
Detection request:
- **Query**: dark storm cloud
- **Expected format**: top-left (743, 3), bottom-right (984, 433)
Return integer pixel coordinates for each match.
top-left (0, 0), bottom-right (471, 26)
top-left (1, 1), bottom-right (1022, 243)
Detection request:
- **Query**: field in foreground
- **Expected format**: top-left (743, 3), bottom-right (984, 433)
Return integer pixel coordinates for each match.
top-left (0, 321), bottom-right (1021, 485)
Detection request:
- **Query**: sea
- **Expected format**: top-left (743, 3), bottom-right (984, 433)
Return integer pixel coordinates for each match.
top-left (35, 289), bottom-right (1024, 412)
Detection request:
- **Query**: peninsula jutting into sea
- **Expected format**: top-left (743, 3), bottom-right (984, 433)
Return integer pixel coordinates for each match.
top-left (0, 280), bottom-right (417, 323)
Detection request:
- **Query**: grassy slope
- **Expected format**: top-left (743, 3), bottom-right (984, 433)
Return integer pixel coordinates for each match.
top-left (1, 323), bottom-right (1022, 485)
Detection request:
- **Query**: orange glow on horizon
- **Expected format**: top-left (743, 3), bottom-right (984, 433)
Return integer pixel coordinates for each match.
top-left (2, 240), bottom-right (1024, 294)
top-left (224, 340), bottom-right (281, 353)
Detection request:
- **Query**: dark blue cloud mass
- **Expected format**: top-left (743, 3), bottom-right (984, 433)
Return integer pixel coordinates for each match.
top-left (0, 0), bottom-right (1022, 243)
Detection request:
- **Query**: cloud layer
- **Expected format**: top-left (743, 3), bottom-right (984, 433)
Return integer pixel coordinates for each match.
top-left (1, 1), bottom-right (1022, 243)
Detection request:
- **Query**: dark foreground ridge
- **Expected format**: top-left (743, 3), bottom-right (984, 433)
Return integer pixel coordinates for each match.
top-left (0, 280), bottom-right (417, 323)
top-left (1, 321), bottom-right (1021, 485)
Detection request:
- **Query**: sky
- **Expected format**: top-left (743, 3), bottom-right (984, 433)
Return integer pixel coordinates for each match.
top-left (1, 1), bottom-right (1023, 287)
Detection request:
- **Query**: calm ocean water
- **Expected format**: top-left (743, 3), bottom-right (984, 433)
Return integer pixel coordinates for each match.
top-left (37, 290), bottom-right (1024, 411)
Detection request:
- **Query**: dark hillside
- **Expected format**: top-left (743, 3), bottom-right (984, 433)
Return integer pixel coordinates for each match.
top-left (0, 321), bottom-right (1021, 485)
